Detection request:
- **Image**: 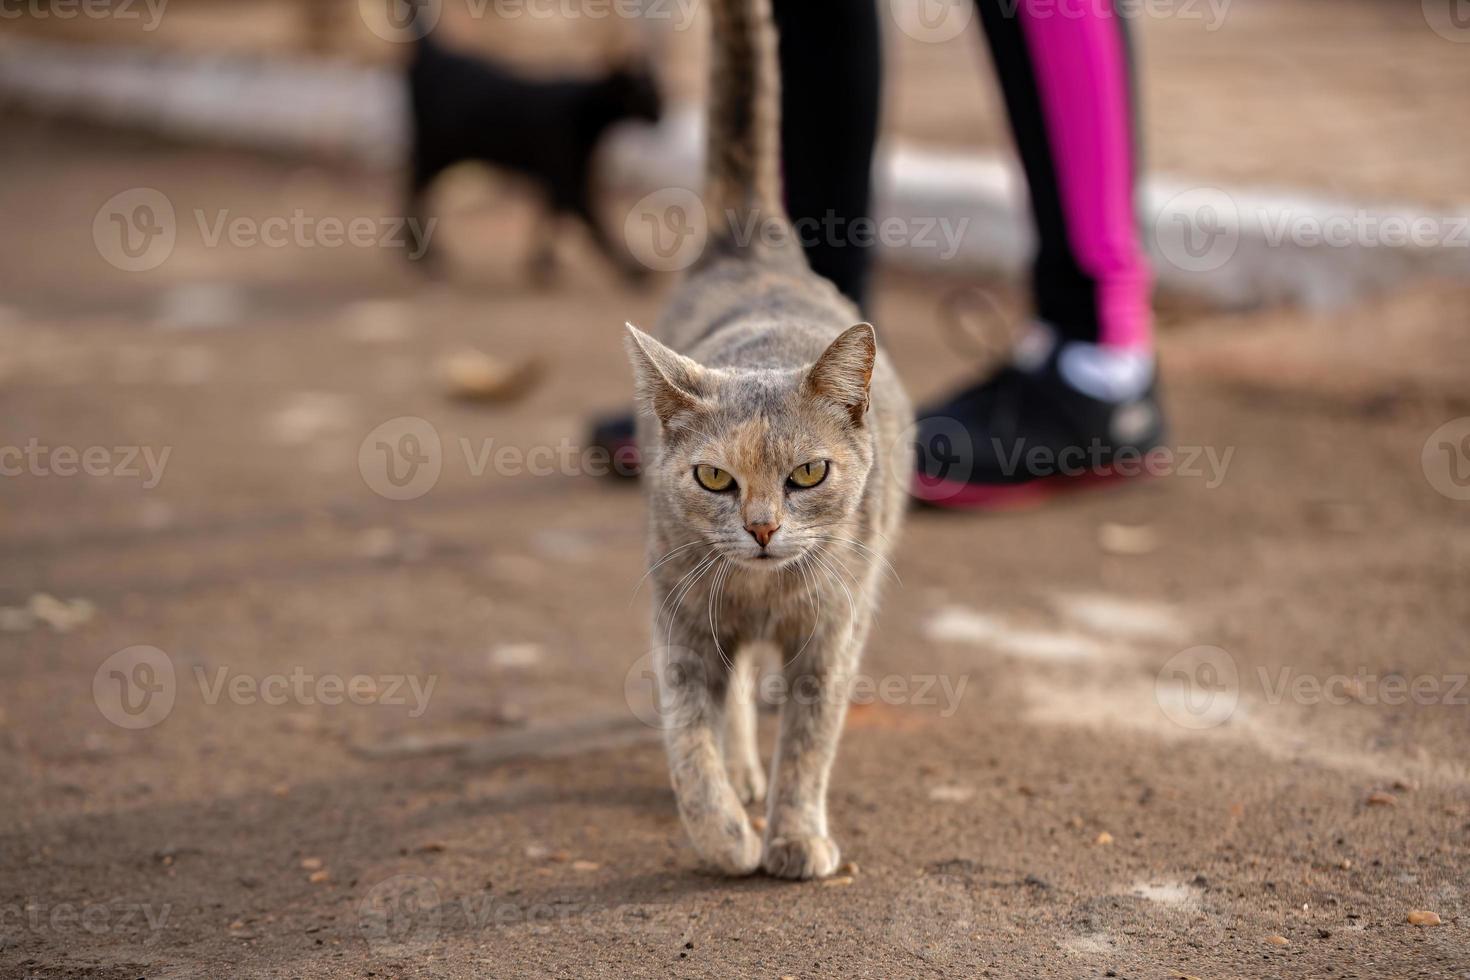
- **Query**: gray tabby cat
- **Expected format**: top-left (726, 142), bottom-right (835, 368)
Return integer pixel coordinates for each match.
top-left (625, 0), bottom-right (911, 879)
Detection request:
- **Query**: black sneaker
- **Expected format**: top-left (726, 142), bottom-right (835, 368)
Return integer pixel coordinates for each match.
top-left (912, 345), bottom-right (1167, 510)
top-left (590, 412), bottom-right (642, 478)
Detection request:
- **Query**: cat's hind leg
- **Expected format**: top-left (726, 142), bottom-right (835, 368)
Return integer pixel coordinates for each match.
top-left (659, 640), bottom-right (762, 876)
top-left (722, 644), bottom-right (768, 806)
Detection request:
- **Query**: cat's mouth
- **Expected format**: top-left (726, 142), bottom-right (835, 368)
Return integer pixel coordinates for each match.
top-left (730, 547), bottom-right (803, 569)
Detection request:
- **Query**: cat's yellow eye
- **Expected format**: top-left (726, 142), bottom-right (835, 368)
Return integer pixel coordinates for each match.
top-left (788, 460), bottom-right (829, 489)
top-left (694, 464), bottom-right (735, 492)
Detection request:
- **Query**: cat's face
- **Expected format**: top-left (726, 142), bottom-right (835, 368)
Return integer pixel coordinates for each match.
top-left (626, 324), bottom-right (877, 570)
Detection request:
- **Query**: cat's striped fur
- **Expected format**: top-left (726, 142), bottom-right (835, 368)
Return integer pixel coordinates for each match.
top-left (626, 0), bottom-right (911, 879)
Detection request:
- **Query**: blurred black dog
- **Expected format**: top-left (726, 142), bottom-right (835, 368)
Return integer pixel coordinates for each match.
top-left (406, 34), bottom-right (662, 281)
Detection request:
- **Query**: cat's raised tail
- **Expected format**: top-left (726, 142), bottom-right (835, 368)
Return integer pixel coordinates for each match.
top-left (703, 0), bottom-right (788, 248)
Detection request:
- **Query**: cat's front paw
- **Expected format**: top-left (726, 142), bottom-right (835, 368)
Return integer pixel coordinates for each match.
top-left (695, 815), bottom-right (763, 877)
top-left (763, 834), bottom-right (841, 880)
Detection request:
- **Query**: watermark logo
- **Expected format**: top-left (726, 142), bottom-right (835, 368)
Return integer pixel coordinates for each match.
top-left (359, 874), bottom-right (442, 955)
top-left (624, 188), bottom-right (709, 273)
top-left (623, 647), bottom-right (702, 730)
top-left (1155, 645), bottom-right (1239, 730)
top-left (891, 0), bottom-right (974, 43)
top-left (93, 188), bottom-right (176, 273)
top-left (906, 418), bottom-right (1233, 500)
top-left (95, 189), bottom-right (434, 271)
top-left (359, 417), bottom-right (443, 501)
top-left (94, 646), bottom-right (437, 727)
top-left (1423, 0), bottom-right (1470, 41)
top-left (93, 645), bottom-right (176, 730)
top-left (907, 415), bottom-right (976, 502)
top-left (358, 422), bottom-right (642, 499)
top-left (623, 196), bottom-right (970, 273)
top-left (1156, 187), bottom-right (1470, 272)
top-left (1155, 186), bottom-right (1239, 273)
top-left (1422, 417), bottom-right (1470, 501)
top-left (359, 0), bottom-right (441, 41)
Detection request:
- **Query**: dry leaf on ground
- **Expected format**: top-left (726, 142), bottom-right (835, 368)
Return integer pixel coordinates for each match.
top-left (443, 350), bottom-right (544, 403)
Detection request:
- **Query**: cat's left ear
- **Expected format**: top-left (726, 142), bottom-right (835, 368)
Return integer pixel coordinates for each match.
top-left (804, 323), bottom-right (877, 426)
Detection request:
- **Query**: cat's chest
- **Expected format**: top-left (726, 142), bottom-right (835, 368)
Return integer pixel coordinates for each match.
top-left (694, 567), bottom-right (827, 637)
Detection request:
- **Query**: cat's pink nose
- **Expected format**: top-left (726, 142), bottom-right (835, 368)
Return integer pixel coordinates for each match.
top-left (745, 521), bottom-right (780, 548)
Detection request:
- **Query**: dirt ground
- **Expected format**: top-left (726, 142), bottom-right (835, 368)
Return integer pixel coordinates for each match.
top-left (3, 4), bottom-right (1470, 978)
top-left (2, 113), bottom-right (1468, 979)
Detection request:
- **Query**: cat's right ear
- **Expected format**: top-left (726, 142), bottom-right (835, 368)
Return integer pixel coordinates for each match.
top-left (624, 323), bottom-right (708, 426)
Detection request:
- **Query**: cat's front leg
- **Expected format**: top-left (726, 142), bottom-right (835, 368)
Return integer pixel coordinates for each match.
top-left (723, 647), bottom-right (766, 805)
top-left (762, 647), bottom-right (857, 880)
top-left (658, 640), bottom-right (763, 876)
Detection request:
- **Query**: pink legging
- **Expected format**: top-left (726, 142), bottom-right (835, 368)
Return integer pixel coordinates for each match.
top-left (777, 0), bottom-right (1153, 350)
top-left (978, 0), bottom-right (1152, 349)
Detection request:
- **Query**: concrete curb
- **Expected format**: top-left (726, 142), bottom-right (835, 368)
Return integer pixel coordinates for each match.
top-left (4, 38), bottom-right (1467, 310)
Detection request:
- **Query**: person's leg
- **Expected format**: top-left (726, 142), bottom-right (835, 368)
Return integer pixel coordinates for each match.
top-left (976, 0), bottom-right (1150, 350)
top-left (772, 0), bottom-right (883, 313)
top-left (914, 0), bottom-right (1164, 509)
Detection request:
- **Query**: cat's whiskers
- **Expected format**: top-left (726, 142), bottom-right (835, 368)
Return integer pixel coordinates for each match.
top-left (813, 542), bottom-right (862, 592)
top-left (789, 550), bottom-right (824, 664)
top-left (807, 517), bottom-right (897, 550)
top-left (655, 549), bottom-right (719, 637)
top-left (662, 552), bottom-right (721, 653)
top-left (810, 546), bottom-right (859, 629)
top-left (707, 557), bottom-right (735, 668)
top-left (629, 539), bottom-right (707, 606)
top-left (812, 533), bottom-right (902, 586)
top-left (654, 548), bottom-right (715, 616)
top-left (816, 543), bottom-right (893, 627)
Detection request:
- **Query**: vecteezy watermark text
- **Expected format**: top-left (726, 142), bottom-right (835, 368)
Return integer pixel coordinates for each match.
top-left (0, 899), bottom-right (172, 936)
top-left (93, 188), bottom-right (436, 272)
top-left (1, 439), bottom-right (170, 488)
top-left (625, 650), bottom-right (970, 730)
top-left (889, 0), bottom-right (1230, 44)
top-left (357, 0), bottom-right (700, 42)
top-left (358, 417), bottom-right (643, 501)
top-left (989, 440), bottom-right (1232, 487)
top-left (912, 429), bottom-right (1235, 492)
top-left (0, 0), bottom-right (168, 31)
top-left (624, 190), bottom-right (970, 273)
top-left (193, 666), bottom-right (437, 718)
top-left (93, 645), bottom-right (437, 729)
top-left (1156, 645), bottom-right (1469, 731)
top-left (1156, 186), bottom-right (1470, 273)
top-left (1258, 667), bottom-right (1468, 708)
top-left (193, 210), bottom-right (434, 259)
top-left (358, 873), bottom-right (688, 957)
